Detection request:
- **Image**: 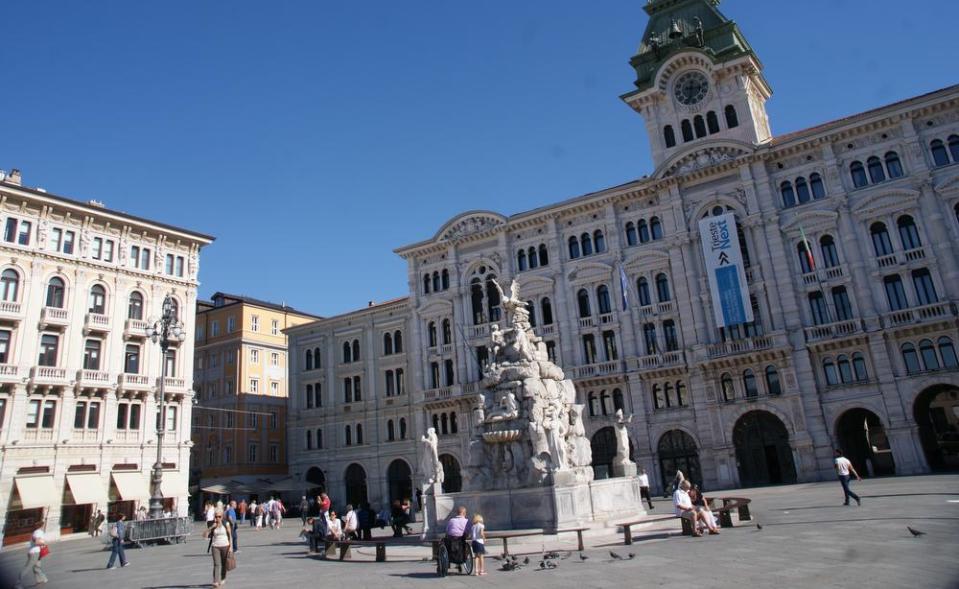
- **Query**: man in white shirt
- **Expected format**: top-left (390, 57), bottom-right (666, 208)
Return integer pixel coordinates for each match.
top-left (342, 504), bottom-right (358, 540)
top-left (672, 480), bottom-right (711, 537)
top-left (638, 467), bottom-right (654, 510)
top-left (834, 449), bottom-right (862, 506)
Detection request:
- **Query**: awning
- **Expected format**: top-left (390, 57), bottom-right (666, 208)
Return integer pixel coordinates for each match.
top-left (160, 471), bottom-right (186, 497)
top-left (267, 478), bottom-right (303, 493)
top-left (14, 477), bottom-right (58, 510)
top-left (112, 472), bottom-right (149, 501)
top-left (66, 474), bottom-right (106, 506)
top-left (200, 484), bottom-right (231, 495)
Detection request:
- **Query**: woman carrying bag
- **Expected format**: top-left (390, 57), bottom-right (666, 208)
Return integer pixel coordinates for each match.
top-left (203, 509), bottom-right (235, 587)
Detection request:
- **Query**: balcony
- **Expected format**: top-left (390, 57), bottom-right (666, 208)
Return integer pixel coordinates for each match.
top-left (578, 317), bottom-right (595, 328)
top-left (803, 319), bottom-right (864, 342)
top-left (657, 301), bottom-right (674, 314)
top-left (113, 430), bottom-right (141, 443)
top-left (118, 373), bottom-right (152, 391)
top-left (802, 265), bottom-right (845, 285)
top-left (706, 335), bottom-right (773, 359)
top-left (0, 301), bottom-right (23, 321)
top-left (124, 318), bottom-right (149, 339)
top-left (570, 360), bottom-right (623, 379)
top-left (881, 301), bottom-right (955, 329)
top-left (441, 344), bottom-right (453, 355)
top-left (39, 307), bottom-right (69, 329)
top-left (539, 324), bottom-right (556, 336)
top-left (77, 369), bottom-right (112, 388)
top-left (29, 366), bottom-right (69, 387)
top-left (83, 313), bottom-right (111, 334)
top-left (423, 386), bottom-right (455, 401)
top-left (904, 247), bottom-right (926, 262)
top-left (877, 253), bottom-right (899, 268)
top-left (0, 364), bottom-right (19, 382)
top-left (598, 313), bottom-right (615, 325)
top-left (71, 429), bottom-right (100, 443)
top-left (158, 376), bottom-right (187, 392)
top-left (467, 324), bottom-right (489, 339)
top-left (22, 428), bottom-right (55, 442)
top-left (634, 350), bottom-right (685, 372)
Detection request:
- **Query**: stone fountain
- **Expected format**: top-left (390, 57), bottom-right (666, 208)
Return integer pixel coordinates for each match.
top-left (421, 279), bottom-right (646, 534)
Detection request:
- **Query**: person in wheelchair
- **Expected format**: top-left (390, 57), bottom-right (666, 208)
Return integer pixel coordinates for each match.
top-left (443, 506), bottom-right (472, 572)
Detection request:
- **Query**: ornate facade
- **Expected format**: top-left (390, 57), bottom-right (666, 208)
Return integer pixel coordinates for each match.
top-left (0, 169), bottom-right (212, 544)
top-left (287, 0), bottom-right (959, 509)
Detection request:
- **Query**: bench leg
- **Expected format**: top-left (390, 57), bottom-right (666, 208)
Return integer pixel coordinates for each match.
top-left (738, 505), bottom-right (752, 521)
top-left (719, 511), bottom-right (733, 528)
top-left (576, 531), bottom-right (584, 552)
top-left (502, 537), bottom-right (509, 557)
top-left (680, 517), bottom-right (694, 536)
top-left (339, 543), bottom-right (351, 561)
top-left (375, 543), bottom-right (386, 562)
top-left (624, 524), bottom-right (633, 545)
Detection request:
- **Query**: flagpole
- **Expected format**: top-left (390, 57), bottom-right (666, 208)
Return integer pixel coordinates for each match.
top-left (798, 225), bottom-right (834, 325)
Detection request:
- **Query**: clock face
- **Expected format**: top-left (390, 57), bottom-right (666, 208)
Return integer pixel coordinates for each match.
top-left (674, 71), bottom-right (709, 106)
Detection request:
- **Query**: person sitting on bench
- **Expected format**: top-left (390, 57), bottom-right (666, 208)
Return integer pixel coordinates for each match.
top-left (673, 480), bottom-right (718, 537)
top-left (688, 485), bottom-right (719, 534)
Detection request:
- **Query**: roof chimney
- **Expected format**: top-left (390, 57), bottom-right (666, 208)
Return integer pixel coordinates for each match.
top-left (7, 169), bottom-right (21, 186)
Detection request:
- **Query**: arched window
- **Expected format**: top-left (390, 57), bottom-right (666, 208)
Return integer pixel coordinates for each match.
top-left (343, 342), bottom-right (351, 363)
top-left (852, 352), bottom-right (868, 381)
top-left (427, 321), bottom-right (437, 347)
top-left (343, 377), bottom-right (352, 402)
top-left (663, 319), bottom-right (678, 351)
top-left (765, 365), bottom-right (782, 395)
top-left (901, 343), bottom-right (920, 374)
top-left (594, 230), bottom-right (606, 253)
top-left (706, 111), bottom-right (720, 134)
top-left (88, 284), bottom-right (106, 314)
top-left (356, 423), bottom-right (364, 445)
top-left (720, 373), bottom-right (735, 402)
top-left (597, 285), bottom-right (611, 315)
top-left (780, 181), bottom-right (796, 208)
top-left (528, 246), bottom-right (539, 269)
top-left (399, 418), bottom-right (407, 439)
top-left (383, 333), bottom-right (393, 355)
top-left (306, 384), bottom-right (314, 408)
top-left (796, 242), bottom-right (813, 274)
top-left (538, 244), bottom-right (549, 266)
top-left (314, 382), bottom-right (323, 406)
top-left (938, 337), bottom-right (958, 369)
top-left (316, 428), bottom-right (323, 449)
top-left (681, 119), bottom-right (694, 142)
top-left (600, 391), bottom-right (610, 415)
top-left (663, 383), bottom-right (674, 407)
top-left (305, 349), bottom-right (314, 371)
top-left (396, 368), bottom-right (405, 395)
top-left (650, 217), bottom-right (663, 240)
top-left (724, 105), bottom-right (739, 128)
top-left (638, 219), bottom-right (650, 243)
top-left (613, 389), bottom-right (624, 412)
top-left (837, 354), bottom-right (853, 383)
top-left (850, 161), bottom-right (868, 188)
top-left (832, 286), bottom-right (853, 321)
top-left (352, 339), bottom-right (360, 362)
top-left (587, 392), bottom-right (597, 416)
top-left (637, 277), bottom-right (651, 307)
top-left (693, 115), bottom-right (706, 138)
top-left (440, 413), bottom-right (449, 435)
top-left (577, 289), bottom-right (591, 318)
top-left (432, 271), bottom-right (440, 292)
top-left (353, 376), bottom-right (362, 401)
top-left (450, 412), bottom-right (458, 434)
top-left (387, 419), bottom-right (395, 441)
top-left (897, 215), bottom-right (921, 250)
top-left (652, 384), bottom-right (665, 409)
top-left (870, 223), bottom-right (893, 256)
top-left (914, 268), bottom-right (938, 305)
top-left (541, 298), bottom-right (553, 325)
top-left (867, 156), bottom-right (886, 183)
top-left (676, 381), bottom-right (688, 406)
top-left (394, 331), bottom-right (403, 353)
top-left (306, 430), bottom-right (313, 450)
top-left (432, 413), bottom-right (439, 432)
top-left (950, 135), bottom-right (959, 162)
top-left (810, 173), bottom-right (826, 199)
top-left (885, 151), bottom-right (903, 178)
top-left (820, 236), bottom-right (839, 268)
top-left (919, 339), bottom-right (940, 371)
top-left (441, 269), bottom-right (449, 290)
top-left (385, 371), bottom-right (394, 397)
top-left (568, 236), bottom-right (580, 259)
top-left (664, 125), bottom-right (676, 148)
top-left (517, 249), bottom-right (527, 271)
top-left (742, 369), bottom-right (758, 398)
top-left (442, 318), bottom-right (452, 345)
top-left (931, 139), bottom-right (950, 166)
top-left (45, 277), bottom-right (65, 308)
top-left (795, 177), bottom-right (811, 203)
top-left (128, 291), bottom-right (144, 320)
top-left (423, 274), bottom-right (431, 294)
top-left (625, 222), bottom-right (637, 246)
top-left (526, 301), bottom-right (537, 327)
top-left (580, 232), bottom-right (593, 256)
top-left (655, 273), bottom-right (671, 302)
top-left (821, 357), bottom-right (837, 385)
top-left (345, 425), bottom-right (352, 446)
top-left (486, 275), bottom-right (501, 322)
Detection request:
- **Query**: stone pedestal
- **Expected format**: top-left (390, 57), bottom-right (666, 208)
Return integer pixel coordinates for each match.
top-left (611, 461), bottom-right (637, 478)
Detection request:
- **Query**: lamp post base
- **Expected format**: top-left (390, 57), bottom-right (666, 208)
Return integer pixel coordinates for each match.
top-left (148, 462), bottom-right (165, 519)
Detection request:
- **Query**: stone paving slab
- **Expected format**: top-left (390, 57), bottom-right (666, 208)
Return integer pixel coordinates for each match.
top-left (0, 475), bottom-right (956, 589)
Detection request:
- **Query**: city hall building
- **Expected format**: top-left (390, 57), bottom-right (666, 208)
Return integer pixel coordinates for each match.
top-left (0, 169), bottom-right (212, 544)
top-left (287, 0), bottom-right (959, 508)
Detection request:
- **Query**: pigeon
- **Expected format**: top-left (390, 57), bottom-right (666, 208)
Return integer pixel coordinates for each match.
top-left (628, 553), bottom-right (636, 560)
top-left (756, 523), bottom-right (763, 531)
top-left (546, 561), bottom-right (558, 569)
top-left (523, 556), bottom-right (530, 565)
top-left (539, 561), bottom-right (547, 569)
top-left (609, 551), bottom-right (624, 560)
top-left (579, 553), bottom-right (589, 561)
top-left (907, 526), bottom-right (926, 538)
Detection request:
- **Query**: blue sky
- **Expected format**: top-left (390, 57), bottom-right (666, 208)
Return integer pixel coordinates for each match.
top-left (2, 1), bottom-right (955, 316)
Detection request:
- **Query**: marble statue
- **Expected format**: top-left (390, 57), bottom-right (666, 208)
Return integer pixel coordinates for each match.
top-left (419, 427), bottom-right (444, 487)
top-left (614, 409), bottom-right (632, 463)
top-left (486, 391), bottom-right (519, 422)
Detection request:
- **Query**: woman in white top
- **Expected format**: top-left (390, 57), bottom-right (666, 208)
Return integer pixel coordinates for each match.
top-left (470, 514), bottom-right (487, 576)
top-left (326, 510), bottom-right (343, 540)
top-left (203, 509), bottom-right (233, 588)
top-left (16, 520), bottom-right (48, 588)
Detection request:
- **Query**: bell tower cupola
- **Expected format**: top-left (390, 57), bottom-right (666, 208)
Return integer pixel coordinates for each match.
top-left (621, 0), bottom-right (772, 169)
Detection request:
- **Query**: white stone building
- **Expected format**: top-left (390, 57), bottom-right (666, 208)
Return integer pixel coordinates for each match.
top-left (0, 169), bottom-right (213, 544)
top-left (287, 0), bottom-right (959, 509)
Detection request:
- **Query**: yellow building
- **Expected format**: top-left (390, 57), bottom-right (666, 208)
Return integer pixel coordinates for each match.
top-left (191, 293), bottom-right (319, 502)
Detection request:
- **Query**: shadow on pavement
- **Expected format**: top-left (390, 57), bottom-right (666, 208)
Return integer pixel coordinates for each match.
top-left (389, 572), bottom-right (440, 579)
top-left (760, 516), bottom-right (959, 526)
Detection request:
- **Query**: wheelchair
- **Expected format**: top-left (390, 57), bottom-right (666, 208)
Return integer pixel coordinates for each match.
top-left (436, 535), bottom-right (474, 577)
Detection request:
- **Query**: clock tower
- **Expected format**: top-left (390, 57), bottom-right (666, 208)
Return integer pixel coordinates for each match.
top-left (621, 0), bottom-right (772, 171)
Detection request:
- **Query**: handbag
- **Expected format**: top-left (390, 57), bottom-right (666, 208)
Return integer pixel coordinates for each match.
top-left (225, 550), bottom-right (237, 571)
top-left (38, 545), bottom-right (50, 559)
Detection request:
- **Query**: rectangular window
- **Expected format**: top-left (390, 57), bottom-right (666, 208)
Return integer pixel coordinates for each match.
top-left (0, 398), bottom-right (7, 428)
top-left (26, 399), bottom-right (41, 428)
top-left (129, 403), bottom-right (141, 429)
top-left (165, 254), bottom-right (174, 274)
top-left (51, 228), bottom-right (62, 252)
top-left (87, 401), bottom-right (100, 429)
top-left (582, 334), bottom-right (597, 364)
top-left (63, 230), bottom-right (75, 254)
top-left (808, 292), bottom-right (829, 325)
top-left (643, 323), bottom-right (658, 355)
top-left (248, 444), bottom-right (257, 463)
top-left (130, 245), bottom-right (139, 267)
top-left (602, 330), bottom-right (618, 361)
top-left (475, 346), bottom-right (489, 373)
top-left (41, 400), bottom-right (56, 428)
top-left (140, 248), bottom-right (150, 269)
top-left (17, 220), bottom-right (31, 245)
top-left (251, 315), bottom-right (259, 332)
top-left (73, 401), bottom-right (87, 429)
top-left (271, 352), bottom-right (279, 367)
top-left (165, 406), bottom-right (176, 431)
top-left (83, 339), bottom-right (102, 371)
top-left (250, 348), bottom-right (259, 364)
top-left (224, 446), bottom-right (233, 464)
top-left (269, 445), bottom-right (278, 463)
top-left (93, 237), bottom-right (103, 260)
top-left (226, 412), bottom-right (234, 428)
top-left (103, 239), bottom-right (114, 262)
top-left (3, 218), bottom-right (16, 243)
top-left (663, 321), bottom-right (678, 352)
top-left (884, 275), bottom-right (908, 311)
top-left (270, 381), bottom-right (278, 395)
top-left (226, 379), bottom-right (234, 395)
top-left (249, 378), bottom-right (259, 394)
top-left (116, 403), bottom-right (129, 430)
top-left (270, 412), bottom-right (277, 430)
top-left (833, 288), bottom-right (853, 321)
top-left (912, 269), bottom-right (939, 306)
top-left (124, 345), bottom-right (141, 374)
top-left (271, 320), bottom-right (279, 335)
top-left (211, 321), bottom-right (219, 336)
top-left (175, 256), bottom-right (184, 277)
top-left (38, 334), bottom-right (59, 367)
top-left (0, 329), bottom-right (10, 364)
top-left (545, 340), bottom-right (556, 362)
top-left (227, 317), bottom-right (235, 333)
top-left (75, 401), bottom-right (100, 429)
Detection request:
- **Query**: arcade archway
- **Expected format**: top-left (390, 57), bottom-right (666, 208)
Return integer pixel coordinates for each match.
top-left (733, 410), bottom-right (797, 486)
top-left (914, 385), bottom-right (959, 471)
top-left (657, 430), bottom-right (702, 490)
top-left (344, 463), bottom-right (368, 507)
top-left (835, 408), bottom-right (896, 477)
top-left (591, 426), bottom-right (634, 479)
top-left (305, 467), bottom-right (326, 503)
top-left (386, 459), bottom-right (412, 504)
top-left (439, 454), bottom-right (462, 493)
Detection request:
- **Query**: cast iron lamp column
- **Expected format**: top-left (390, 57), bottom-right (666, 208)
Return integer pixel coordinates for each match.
top-left (146, 294), bottom-right (187, 518)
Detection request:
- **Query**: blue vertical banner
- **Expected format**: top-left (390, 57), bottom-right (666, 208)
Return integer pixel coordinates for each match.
top-left (698, 213), bottom-right (753, 328)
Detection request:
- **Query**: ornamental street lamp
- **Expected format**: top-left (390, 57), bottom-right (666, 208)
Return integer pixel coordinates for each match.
top-left (146, 293), bottom-right (187, 519)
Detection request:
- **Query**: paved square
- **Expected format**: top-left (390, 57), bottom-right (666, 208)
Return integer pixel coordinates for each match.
top-left (2, 475), bottom-right (956, 589)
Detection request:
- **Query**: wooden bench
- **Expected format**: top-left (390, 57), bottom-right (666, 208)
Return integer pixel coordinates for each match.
top-left (555, 527), bottom-right (589, 552)
top-left (713, 497), bottom-right (752, 528)
top-left (432, 527), bottom-right (588, 557)
top-left (616, 515), bottom-right (679, 544)
top-left (319, 538), bottom-right (398, 562)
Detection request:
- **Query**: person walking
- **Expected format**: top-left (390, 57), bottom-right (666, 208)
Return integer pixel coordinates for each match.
top-left (248, 500), bottom-right (257, 528)
top-left (14, 520), bottom-right (48, 589)
top-left (238, 500), bottom-right (247, 524)
top-left (106, 513), bottom-right (131, 569)
top-left (203, 509), bottom-right (234, 588)
top-left (91, 509), bottom-right (105, 537)
top-left (834, 449), bottom-right (863, 506)
top-left (299, 496), bottom-right (310, 526)
top-left (638, 467), bottom-right (655, 510)
top-left (226, 500), bottom-right (240, 553)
